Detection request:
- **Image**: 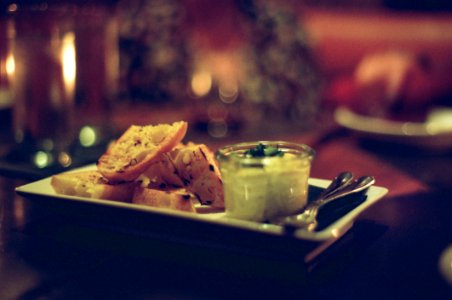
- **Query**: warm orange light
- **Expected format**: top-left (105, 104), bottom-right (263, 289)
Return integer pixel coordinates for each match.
top-left (58, 151), bottom-right (72, 167)
top-left (61, 32), bottom-right (76, 101)
top-left (5, 52), bottom-right (15, 77)
top-left (7, 3), bottom-right (18, 12)
top-left (191, 70), bottom-right (212, 97)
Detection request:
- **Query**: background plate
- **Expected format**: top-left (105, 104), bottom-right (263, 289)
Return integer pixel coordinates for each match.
top-left (334, 106), bottom-right (452, 150)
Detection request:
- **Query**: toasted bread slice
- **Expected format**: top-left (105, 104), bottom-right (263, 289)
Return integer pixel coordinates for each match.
top-left (138, 152), bottom-right (184, 189)
top-left (98, 121), bottom-right (188, 182)
top-left (171, 144), bottom-right (224, 208)
top-left (51, 170), bottom-right (136, 202)
top-left (132, 187), bottom-right (195, 212)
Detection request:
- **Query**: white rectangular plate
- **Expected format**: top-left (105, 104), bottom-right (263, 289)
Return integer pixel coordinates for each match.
top-left (15, 165), bottom-right (388, 245)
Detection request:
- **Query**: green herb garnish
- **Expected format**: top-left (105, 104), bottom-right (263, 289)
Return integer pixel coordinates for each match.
top-left (244, 143), bottom-right (284, 158)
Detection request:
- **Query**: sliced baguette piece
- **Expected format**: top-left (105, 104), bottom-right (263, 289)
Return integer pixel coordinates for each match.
top-left (138, 152), bottom-right (184, 189)
top-left (51, 170), bottom-right (136, 202)
top-left (171, 143), bottom-right (224, 208)
top-left (98, 121), bottom-right (188, 182)
top-left (132, 187), bottom-right (195, 213)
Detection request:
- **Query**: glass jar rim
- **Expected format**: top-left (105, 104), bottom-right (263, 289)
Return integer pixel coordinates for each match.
top-left (215, 140), bottom-right (315, 163)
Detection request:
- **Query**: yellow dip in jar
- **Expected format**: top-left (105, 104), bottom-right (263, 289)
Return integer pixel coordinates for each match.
top-left (216, 141), bottom-right (315, 222)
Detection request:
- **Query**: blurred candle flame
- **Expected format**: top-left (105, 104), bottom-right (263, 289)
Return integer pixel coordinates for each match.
top-left (191, 70), bottom-right (212, 97)
top-left (5, 52), bottom-right (15, 78)
top-left (61, 32), bottom-right (76, 101)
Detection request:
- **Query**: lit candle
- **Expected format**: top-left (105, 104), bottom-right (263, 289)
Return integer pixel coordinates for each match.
top-left (61, 32), bottom-right (76, 103)
top-left (5, 52), bottom-right (15, 79)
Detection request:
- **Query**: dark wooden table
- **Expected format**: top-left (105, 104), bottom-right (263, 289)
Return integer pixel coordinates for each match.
top-left (1, 118), bottom-right (452, 300)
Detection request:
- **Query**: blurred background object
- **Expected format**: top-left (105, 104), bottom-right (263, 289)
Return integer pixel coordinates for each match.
top-left (0, 0), bottom-right (119, 175)
top-left (1, 0), bottom-right (452, 179)
top-left (301, 0), bottom-right (452, 151)
top-left (0, 13), bottom-right (13, 142)
top-left (303, 3), bottom-right (452, 118)
top-left (117, 0), bottom-right (189, 105)
top-left (116, 0), bottom-right (452, 138)
top-left (235, 0), bottom-right (322, 134)
top-left (326, 50), bottom-right (452, 118)
top-left (117, 0), bottom-right (323, 139)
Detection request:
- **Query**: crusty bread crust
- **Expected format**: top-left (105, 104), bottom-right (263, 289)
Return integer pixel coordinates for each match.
top-left (51, 170), bottom-right (136, 202)
top-left (132, 187), bottom-right (195, 212)
top-left (97, 121), bottom-right (187, 182)
top-left (137, 143), bottom-right (224, 208)
top-left (171, 144), bottom-right (224, 208)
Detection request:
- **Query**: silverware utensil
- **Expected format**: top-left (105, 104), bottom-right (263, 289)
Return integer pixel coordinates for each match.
top-left (271, 173), bottom-right (375, 231)
top-left (315, 171), bottom-right (354, 200)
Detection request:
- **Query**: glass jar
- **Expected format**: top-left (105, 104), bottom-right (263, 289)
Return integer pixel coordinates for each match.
top-left (216, 141), bottom-right (315, 222)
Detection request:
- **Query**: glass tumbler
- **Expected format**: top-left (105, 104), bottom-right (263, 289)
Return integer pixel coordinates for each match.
top-left (5, 1), bottom-right (118, 169)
